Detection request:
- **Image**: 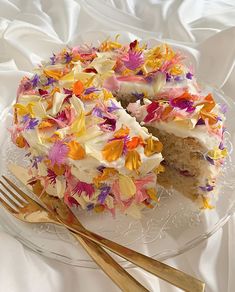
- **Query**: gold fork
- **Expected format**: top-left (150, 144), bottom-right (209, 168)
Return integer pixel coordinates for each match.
top-left (0, 176), bottom-right (149, 292)
top-left (1, 172), bottom-right (205, 292)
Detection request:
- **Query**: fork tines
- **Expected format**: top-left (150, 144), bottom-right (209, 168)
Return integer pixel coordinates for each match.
top-left (0, 176), bottom-right (29, 213)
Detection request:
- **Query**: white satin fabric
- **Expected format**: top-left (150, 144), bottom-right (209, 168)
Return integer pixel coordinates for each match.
top-left (0, 0), bottom-right (235, 291)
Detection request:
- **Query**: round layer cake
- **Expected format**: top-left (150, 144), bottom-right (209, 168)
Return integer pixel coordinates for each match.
top-left (11, 37), bottom-right (227, 217)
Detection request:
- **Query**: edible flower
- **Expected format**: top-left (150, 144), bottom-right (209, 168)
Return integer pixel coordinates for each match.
top-left (118, 174), bottom-right (136, 200)
top-left (67, 140), bottom-right (86, 160)
top-left (207, 147), bottom-right (228, 160)
top-left (73, 181), bottom-right (95, 198)
top-left (126, 136), bottom-right (144, 150)
top-left (114, 126), bottom-right (130, 138)
top-left (73, 80), bottom-right (84, 96)
top-left (122, 50), bottom-right (144, 71)
top-left (125, 150), bottom-right (142, 171)
top-left (99, 117), bottom-right (116, 132)
top-left (15, 135), bottom-right (27, 148)
top-left (144, 137), bottom-right (163, 156)
top-left (25, 118), bottom-right (39, 130)
top-left (102, 139), bottom-right (124, 162)
top-left (48, 140), bottom-right (69, 166)
top-left (201, 197), bottom-right (214, 209)
top-left (98, 185), bottom-right (111, 204)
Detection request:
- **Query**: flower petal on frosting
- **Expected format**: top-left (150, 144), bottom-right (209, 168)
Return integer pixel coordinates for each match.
top-left (119, 174), bottom-right (136, 200)
top-left (126, 136), bottom-right (143, 150)
top-left (144, 137), bottom-right (163, 156)
top-left (102, 139), bottom-right (124, 162)
top-left (67, 140), bottom-right (86, 160)
top-left (125, 150), bottom-right (142, 171)
top-left (73, 80), bottom-right (84, 96)
top-left (114, 126), bottom-right (130, 138)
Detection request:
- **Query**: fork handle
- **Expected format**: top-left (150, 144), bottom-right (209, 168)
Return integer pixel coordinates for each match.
top-left (67, 225), bottom-right (205, 292)
top-left (72, 233), bottom-right (149, 292)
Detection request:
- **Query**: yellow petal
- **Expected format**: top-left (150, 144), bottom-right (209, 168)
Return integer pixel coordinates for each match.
top-left (44, 69), bottom-right (63, 80)
top-left (14, 102), bottom-right (35, 117)
top-left (201, 197), bottom-right (214, 209)
top-left (119, 174), bottom-right (136, 200)
top-left (70, 96), bottom-right (86, 136)
top-left (144, 137), bottom-right (163, 157)
top-left (102, 139), bottom-right (124, 162)
top-left (125, 150), bottom-right (142, 171)
top-left (70, 113), bottom-right (86, 137)
top-left (154, 164), bottom-right (165, 174)
top-left (146, 188), bottom-right (158, 201)
top-left (93, 168), bottom-right (117, 186)
top-left (207, 147), bottom-right (228, 160)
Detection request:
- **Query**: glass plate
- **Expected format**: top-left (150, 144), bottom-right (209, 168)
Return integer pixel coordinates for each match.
top-left (0, 86), bottom-right (235, 268)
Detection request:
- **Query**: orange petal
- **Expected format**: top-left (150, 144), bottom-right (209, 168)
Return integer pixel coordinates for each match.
top-left (94, 205), bottom-right (105, 213)
top-left (114, 126), bottom-right (130, 138)
top-left (102, 139), bottom-right (124, 162)
top-left (38, 120), bottom-right (54, 129)
top-left (15, 135), bottom-right (27, 148)
top-left (67, 140), bottom-right (86, 160)
top-left (144, 137), bottom-right (163, 157)
top-left (125, 150), bottom-right (142, 171)
top-left (200, 110), bottom-right (217, 125)
top-left (161, 106), bottom-right (173, 120)
top-left (93, 168), bottom-right (117, 186)
top-left (73, 80), bottom-right (84, 96)
top-left (126, 136), bottom-right (144, 150)
top-left (52, 164), bottom-right (66, 175)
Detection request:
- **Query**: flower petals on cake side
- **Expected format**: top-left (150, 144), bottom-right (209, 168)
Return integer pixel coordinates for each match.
top-left (11, 42), bottom-right (165, 218)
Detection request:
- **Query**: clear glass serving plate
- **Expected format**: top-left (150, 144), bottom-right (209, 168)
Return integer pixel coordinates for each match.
top-left (0, 86), bottom-right (234, 268)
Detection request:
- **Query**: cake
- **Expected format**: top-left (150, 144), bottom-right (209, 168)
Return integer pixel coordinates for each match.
top-left (11, 37), bottom-right (228, 217)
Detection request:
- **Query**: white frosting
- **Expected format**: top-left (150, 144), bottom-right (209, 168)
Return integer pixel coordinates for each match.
top-left (118, 78), bottom-right (198, 97)
top-left (150, 121), bottom-right (220, 150)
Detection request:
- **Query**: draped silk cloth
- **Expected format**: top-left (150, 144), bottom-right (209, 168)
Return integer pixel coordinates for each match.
top-left (0, 0), bottom-right (234, 291)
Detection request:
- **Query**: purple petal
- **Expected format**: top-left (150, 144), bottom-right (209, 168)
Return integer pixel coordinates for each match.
top-left (87, 203), bottom-right (94, 211)
top-left (97, 165), bottom-right (105, 172)
top-left (84, 87), bottom-right (99, 95)
top-left (206, 156), bottom-right (215, 165)
top-left (199, 184), bottom-right (214, 192)
top-left (166, 72), bottom-right (172, 82)
top-left (98, 185), bottom-right (111, 204)
top-left (22, 114), bottom-right (30, 123)
top-left (196, 118), bottom-right (205, 126)
top-left (26, 118), bottom-right (39, 130)
top-left (50, 53), bottom-right (56, 65)
top-left (186, 72), bottom-right (193, 79)
top-left (99, 117), bottom-right (116, 132)
top-left (31, 74), bottom-right (39, 87)
top-left (220, 103), bottom-right (227, 114)
top-left (64, 52), bottom-right (72, 63)
top-left (92, 107), bottom-right (103, 118)
top-left (107, 100), bottom-right (121, 112)
top-left (219, 141), bottom-right (225, 150)
top-left (132, 93), bottom-right (144, 100)
top-left (46, 77), bottom-right (56, 86)
top-left (174, 76), bottom-right (182, 82)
